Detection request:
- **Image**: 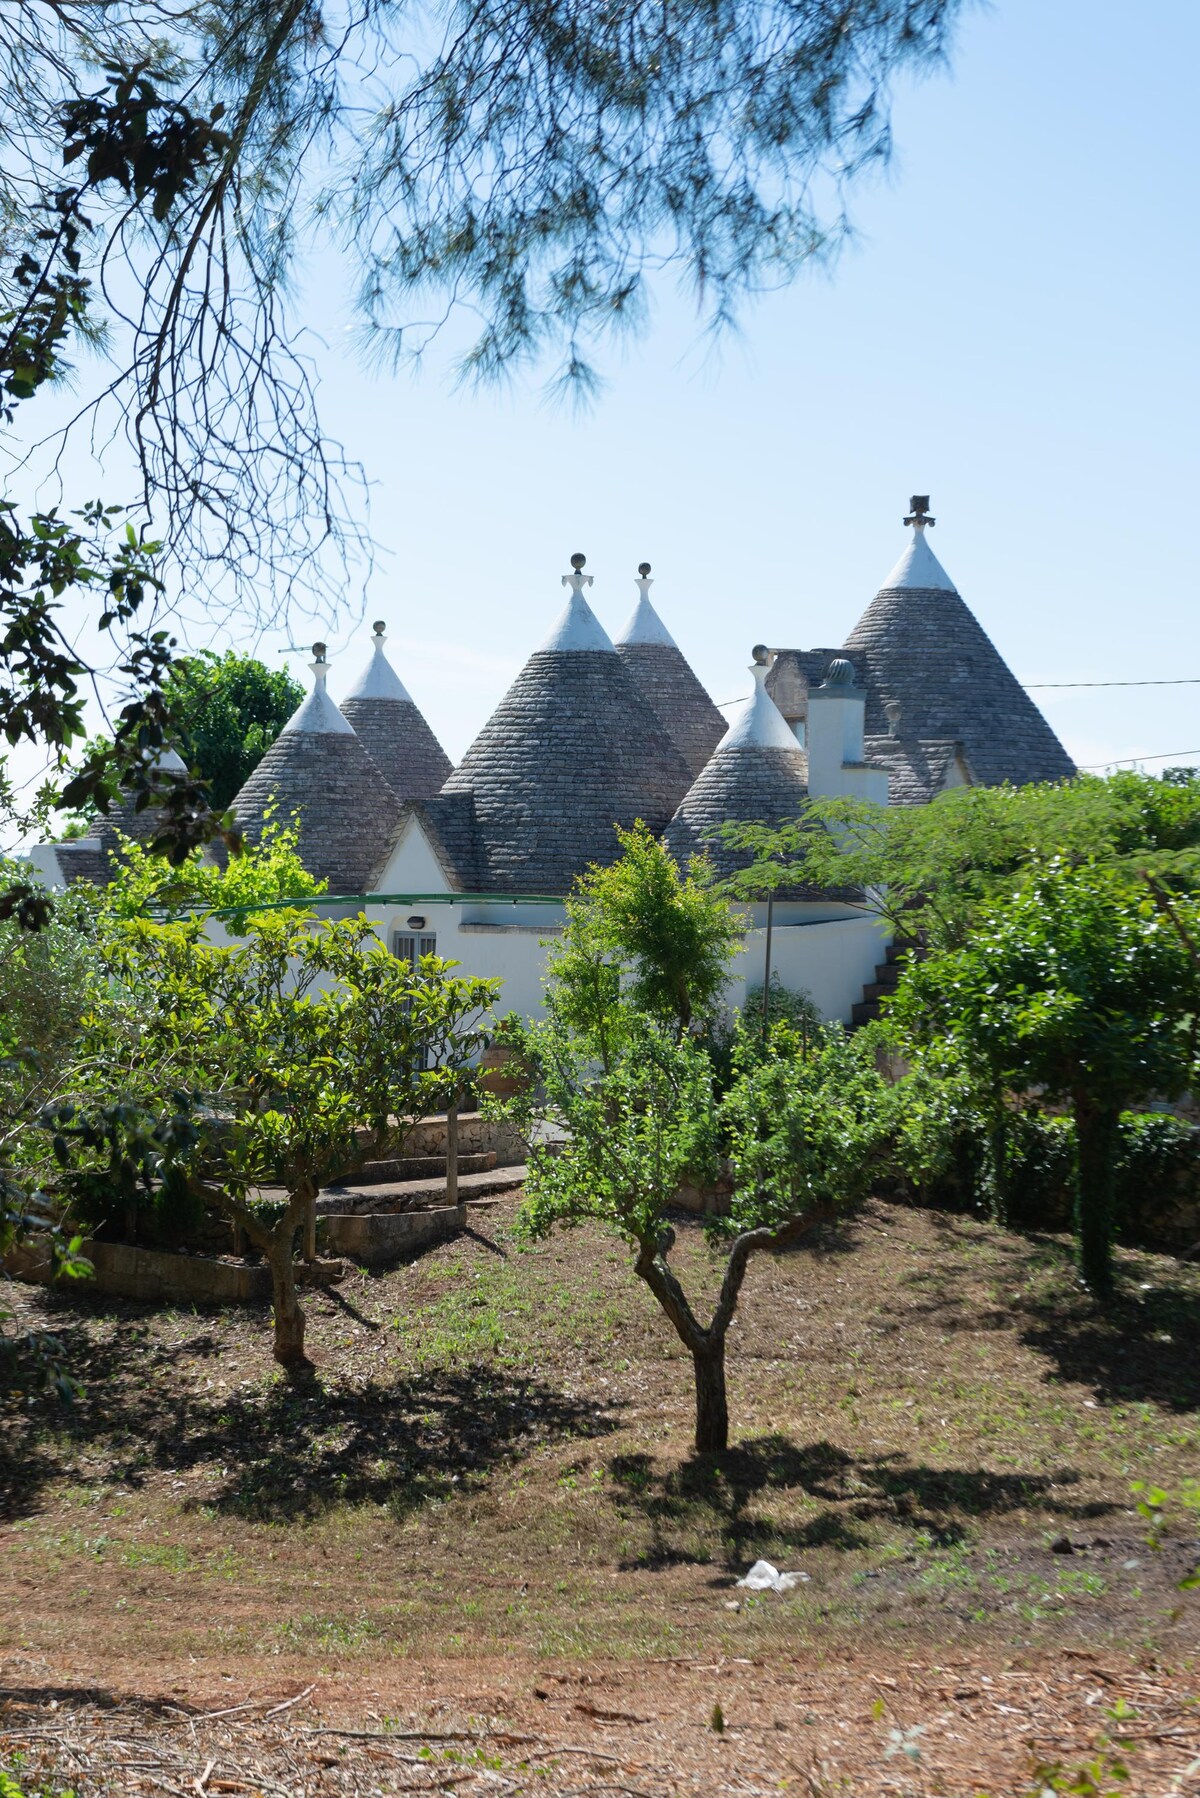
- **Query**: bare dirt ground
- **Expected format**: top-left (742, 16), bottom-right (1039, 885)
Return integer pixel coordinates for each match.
top-left (2, 1196), bottom-right (1198, 1794)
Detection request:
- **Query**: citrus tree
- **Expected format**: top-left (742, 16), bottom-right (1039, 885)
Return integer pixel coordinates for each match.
top-left (888, 861), bottom-right (1200, 1296)
top-left (506, 1010), bottom-right (882, 1454)
top-left (495, 830), bottom-right (883, 1453)
top-left (52, 913), bottom-right (498, 1367)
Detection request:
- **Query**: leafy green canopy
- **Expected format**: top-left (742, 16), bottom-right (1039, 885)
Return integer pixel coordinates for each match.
top-left (51, 909), bottom-right (499, 1365)
top-left (162, 652), bottom-right (303, 812)
top-left (494, 825), bottom-right (886, 1453)
top-left (98, 808), bottom-right (324, 930)
top-left (887, 860), bottom-right (1200, 1294)
top-left (888, 861), bottom-right (1197, 1107)
top-left (547, 823), bottom-right (745, 1046)
top-left (724, 772), bottom-right (1200, 949)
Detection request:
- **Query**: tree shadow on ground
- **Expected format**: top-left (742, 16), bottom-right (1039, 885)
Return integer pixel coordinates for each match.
top-left (607, 1433), bottom-right (1107, 1571)
top-left (1017, 1278), bottom-right (1200, 1411)
top-left (0, 1305), bottom-right (618, 1526)
top-left (892, 1213), bottom-right (1200, 1412)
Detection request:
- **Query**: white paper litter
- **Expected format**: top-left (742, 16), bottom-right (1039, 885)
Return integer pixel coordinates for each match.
top-left (736, 1559), bottom-right (810, 1593)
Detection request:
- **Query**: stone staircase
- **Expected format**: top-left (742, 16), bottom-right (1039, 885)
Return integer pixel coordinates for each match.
top-left (850, 937), bottom-right (921, 1028)
top-left (316, 1110), bottom-right (526, 1243)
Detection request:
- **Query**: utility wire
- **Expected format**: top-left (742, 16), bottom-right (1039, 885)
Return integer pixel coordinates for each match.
top-left (1078, 750), bottom-right (1200, 769)
top-left (1024, 677), bottom-right (1200, 689)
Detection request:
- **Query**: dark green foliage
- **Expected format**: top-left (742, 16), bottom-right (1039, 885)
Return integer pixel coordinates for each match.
top-left (162, 651), bottom-right (303, 810)
top-left (885, 1098), bottom-right (1200, 1251)
top-left (889, 861), bottom-right (1199, 1295)
top-left (725, 771), bottom-right (1200, 950)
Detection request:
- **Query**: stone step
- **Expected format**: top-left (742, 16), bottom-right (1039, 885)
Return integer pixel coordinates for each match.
top-left (872, 962), bottom-right (904, 987)
top-left (317, 1163), bottom-right (526, 1216)
top-left (851, 998), bottom-right (882, 1027)
top-left (350, 1111), bottom-right (524, 1164)
top-left (354, 1150), bottom-right (496, 1184)
top-left (884, 938), bottom-right (920, 966)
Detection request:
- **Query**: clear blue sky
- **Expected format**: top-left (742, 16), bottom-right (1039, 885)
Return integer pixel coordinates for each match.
top-left (19, 0), bottom-right (1200, 781)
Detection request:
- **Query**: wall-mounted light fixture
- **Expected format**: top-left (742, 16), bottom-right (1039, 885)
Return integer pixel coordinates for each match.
top-left (407, 914), bottom-right (427, 929)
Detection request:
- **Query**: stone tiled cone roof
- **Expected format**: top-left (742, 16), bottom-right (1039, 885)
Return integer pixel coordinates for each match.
top-left (615, 641), bottom-right (726, 782)
top-left (664, 742), bottom-right (809, 880)
top-left (229, 728), bottom-right (404, 893)
top-left (843, 530), bottom-right (1076, 790)
top-left (440, 644), bottom-right (692, 896)
top-left (339, 696), bottom-right (452, 804)
top-left (49, 841), bottom-right (111, 887)
top-left (860, 736), bottom-right (965, 806)
top-left (382, 793), bottom-right (485, 893)
top-left (340, 631), bottom-right (453, 804)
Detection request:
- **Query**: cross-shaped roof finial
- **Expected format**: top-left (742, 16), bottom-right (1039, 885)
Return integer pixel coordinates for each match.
top-left (562, 551), bottom-right (594, 596)
top-left (904, 495), bottom-right (935, 531)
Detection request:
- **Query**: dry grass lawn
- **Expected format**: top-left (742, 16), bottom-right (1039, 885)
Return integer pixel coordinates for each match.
top-left (2, 1195), bottom-right (1198, 1793)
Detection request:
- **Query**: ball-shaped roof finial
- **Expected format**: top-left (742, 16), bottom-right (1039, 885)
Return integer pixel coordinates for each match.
top-left (570, 552), bottom-right (587, 571)
top-left (751, 643), bottom-right (770, 666)
top-left (638, 561), bottom-right (651, 578)
top-left (312, 641), bottom-right (327, 662)
top-left (372, 620), bottom-right (386, 638)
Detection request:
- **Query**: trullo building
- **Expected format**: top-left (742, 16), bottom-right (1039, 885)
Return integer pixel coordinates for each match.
top-left (28, 503), bottom-right (1078, 1023)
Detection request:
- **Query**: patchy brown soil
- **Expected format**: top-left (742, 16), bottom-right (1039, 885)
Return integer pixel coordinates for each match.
top-left (2, 1196), bottom-right (1198, 1794)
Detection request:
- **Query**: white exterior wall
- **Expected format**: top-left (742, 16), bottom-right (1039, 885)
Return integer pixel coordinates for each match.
top-left (806, 689), bottom-right (890, 805)
top-left (726, 911), bottom-right (891, 1025)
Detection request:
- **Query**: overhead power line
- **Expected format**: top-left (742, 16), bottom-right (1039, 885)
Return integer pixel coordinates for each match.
top-left (1024, 677), bottom-right (1200, 689)
top-left (1078, 749), bottom-right (1200, 769)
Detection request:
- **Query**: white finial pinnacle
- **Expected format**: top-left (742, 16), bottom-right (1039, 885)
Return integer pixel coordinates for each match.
top-left (285, 640), bottom-right (354, 734)
top-left (635, 560), bottom-right (653, 604)
top-left (562, 551), bottom-right (594, 597)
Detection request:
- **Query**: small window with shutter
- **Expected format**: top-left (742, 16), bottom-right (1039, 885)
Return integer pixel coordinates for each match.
top-left (392, 931), bottom-right (437, 967)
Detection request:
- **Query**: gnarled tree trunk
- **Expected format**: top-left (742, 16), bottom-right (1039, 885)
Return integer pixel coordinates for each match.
top-left (635, 1207), bottom-right (834, 1457)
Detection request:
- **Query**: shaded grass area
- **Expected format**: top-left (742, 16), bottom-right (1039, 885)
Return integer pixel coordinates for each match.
top-left (1, 1198), bottom-right (1198, 1665)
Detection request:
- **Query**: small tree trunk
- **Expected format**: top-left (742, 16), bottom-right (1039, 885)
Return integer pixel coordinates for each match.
top-left (302, 1189), bottom-right (318, 1262)
top-left (446, 1099), bottom-right (459, 1206)
top-left (986, 1103), bottom-right (1010, 1226)
top-left (1072, 1088), bottom-right (1122, 1299)
top-left (692, 1336), bottom-right (730, 1456)
top-left (266, 1227), bottom-right (309, 1367)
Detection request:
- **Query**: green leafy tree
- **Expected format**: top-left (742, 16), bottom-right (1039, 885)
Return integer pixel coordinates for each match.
top-left (725, 772), bottom-right (1200, 952)
top-left (162, 652), bottom-right (303, 811)
top-left (98, 807), bottom-right (324, 929)
top-left (53, 913), bottom-right (498, 1367)
top-left (497, 831), bottom-right (883, 1452)
top-left (888, 861), bottom-right (1200, 1297)
top-left (507, 1013), bottom-right (882, 1453)
top-left (549, 823), bottom-right (744, 1052)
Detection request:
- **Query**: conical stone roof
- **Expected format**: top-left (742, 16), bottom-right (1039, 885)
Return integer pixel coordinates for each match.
top-left (438, 558), bottom-right (692, 895)
top-left (844, 499), bottom-right (1075, 789)
top-left (228, 646), bottom-right (404, 892)
top-left (339, 623), bottom-right (452, 803)
top-left (614, 566), bottom-right (726, 781)
top-left (94, 747), bottom-right (190, 861)
top-left (663, 663), bottom-right (814, 884)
